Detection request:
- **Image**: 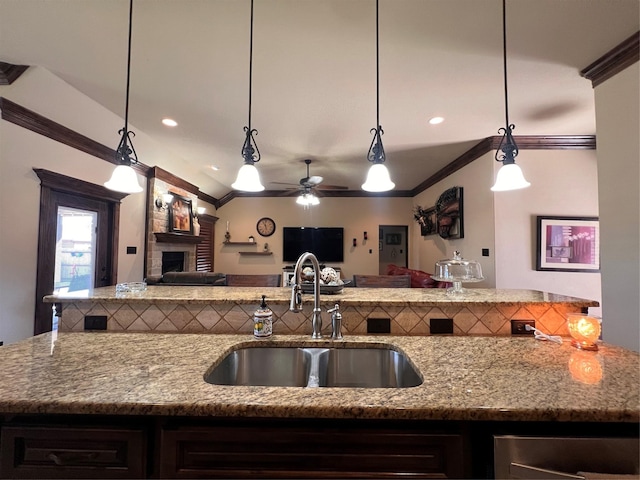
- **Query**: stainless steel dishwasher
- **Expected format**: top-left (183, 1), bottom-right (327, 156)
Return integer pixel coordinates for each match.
top-left (494, 435), bottom-right (639, 479)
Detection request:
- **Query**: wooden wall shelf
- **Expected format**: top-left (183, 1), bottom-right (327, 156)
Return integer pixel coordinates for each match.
top-left (223, 241), bottom-right (257, 246)
top-left (154, 232), bottom-right (202, 244)
top-left (238, 251), bottom-right (273, 256)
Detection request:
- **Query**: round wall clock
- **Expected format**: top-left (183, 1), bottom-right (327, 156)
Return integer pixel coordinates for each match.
top-left (256, 217), bottom-right (276, 237)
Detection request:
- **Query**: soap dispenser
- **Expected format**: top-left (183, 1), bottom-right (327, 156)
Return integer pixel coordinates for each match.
top-left (253, 295), bottom-right (273, 338)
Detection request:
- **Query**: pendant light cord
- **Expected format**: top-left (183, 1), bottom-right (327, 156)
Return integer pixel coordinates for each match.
top-left (375, 0), bottom-right (380, 128)
top-left (124, 0), bottom-right (133, 131)
top-left (502, 0), bottom-right (509, 128)
top-left (248, 0), bottom-right (254, 131)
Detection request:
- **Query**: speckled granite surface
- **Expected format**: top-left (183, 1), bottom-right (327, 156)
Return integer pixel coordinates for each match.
top-left (45, 286), bottom-right (599, 307)
top-left (0, 332), bottom-right (636, 422)
top-left (45, 287), bottom-right (598, 336)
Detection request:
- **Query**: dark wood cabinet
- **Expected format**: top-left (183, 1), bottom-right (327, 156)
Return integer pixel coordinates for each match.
top-left (1, 415), bottom-right (636, 479)
top-left (158, 418), bottom-right (468, 479)
top-left (0, 422), bottom-right (147, 479)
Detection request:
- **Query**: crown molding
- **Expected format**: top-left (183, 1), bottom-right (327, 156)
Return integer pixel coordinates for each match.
top-left (411, 135), bottom-right (596, 195)
top-left (0, 61), bottom-right (29, 85)
top-left (2, 97), bottom-right (595, 207)
top-left (0, 97), bottom-right (149, 177)
top-left (581, 31), bottom-right (639, 87)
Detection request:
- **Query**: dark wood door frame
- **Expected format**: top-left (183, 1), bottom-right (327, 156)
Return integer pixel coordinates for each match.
top-left (33, 169), bottom-right (127, 335)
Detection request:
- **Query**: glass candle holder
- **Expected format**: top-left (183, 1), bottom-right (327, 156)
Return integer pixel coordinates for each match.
top-left (568, 351), bottom-right (603, 384)
top-left (567, 313), bottom-right (601, 351)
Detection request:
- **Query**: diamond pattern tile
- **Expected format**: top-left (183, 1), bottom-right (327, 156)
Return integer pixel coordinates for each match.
top-left (468, 321), bottom-right (492, 335)
top-left (479, 308), bottom-right (508, 334)
top-left (453, 309), bottom-right (480, 333)
top-left (59, 299), bottom-right (588, 337)
top-left (195, 306), bottom-right (221, 330)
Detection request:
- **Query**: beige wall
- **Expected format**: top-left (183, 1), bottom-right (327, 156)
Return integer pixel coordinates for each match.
top-left (0, 67), bottom-right (181, 344)
top-left (493, 148), bottom-right (601, 315)
top-left (594, 63), bottom-right (640, 351)
top-left (214, 196), bottom-right (414, 281)
top-left (412, 153), bottom-right (496, 286)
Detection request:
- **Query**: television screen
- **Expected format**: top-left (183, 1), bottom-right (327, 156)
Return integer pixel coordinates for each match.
top-left (283, 227), bottom-right (344, 263)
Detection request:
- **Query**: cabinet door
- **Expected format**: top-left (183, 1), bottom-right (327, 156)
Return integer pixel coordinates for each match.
top-left (160, 421), bottom-right (466, 478)
top-left (0, 425), bottom-right (146, 479)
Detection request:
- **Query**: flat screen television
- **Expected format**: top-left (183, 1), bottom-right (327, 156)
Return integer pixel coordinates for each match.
top-left (282, 227), bottom-right (344, 263)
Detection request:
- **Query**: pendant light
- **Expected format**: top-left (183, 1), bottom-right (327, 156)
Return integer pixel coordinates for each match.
top-left (231, 0), bottom-right (265, 192)
top-left (491, 0), bottom-right (530, 192)
top-left (104, 0), bottom-right (143, 194)
top-left (362, 0), bottom-right (395, 193)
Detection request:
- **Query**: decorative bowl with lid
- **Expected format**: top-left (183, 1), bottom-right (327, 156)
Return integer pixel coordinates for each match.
top-left (432, 251), bottom-right (484, 295)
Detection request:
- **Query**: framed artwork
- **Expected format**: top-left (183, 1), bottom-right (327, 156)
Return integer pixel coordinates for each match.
top-left (420, 207), bottom-right (437, 236)
top-left (436, 186), bottom-right (464, 239)
top-left (536, 216), bottom-right (599, 272)
top-left (385, 233), bottom-right (401, 245)
top-left (168, 193), bottom-right (193, 234)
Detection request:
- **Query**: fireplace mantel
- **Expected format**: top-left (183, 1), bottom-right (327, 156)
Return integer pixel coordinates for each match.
top-left (154, 232), bottom-right (202, 244)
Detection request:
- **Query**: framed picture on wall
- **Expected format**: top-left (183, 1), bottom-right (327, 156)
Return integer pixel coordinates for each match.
top-left (435, 186), bottom-right (464, 239)
top-left (536, 216), bottom-right (600, 272)
top-left (385, 233), bottom-right (401, 245)
top-left (168, 193), bottom-right (193, 234)
top-left (420, 207), bottom-right (437, 236)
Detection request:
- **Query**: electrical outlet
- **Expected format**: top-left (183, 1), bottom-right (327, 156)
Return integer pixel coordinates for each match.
top-left (511, 320), bottom-right (535, 335)
top-left (367, 318), bottom-right (391, 334)
top-left (84, 315), bottom-right (107, 331)
top-left (430, 318), bottom-right (454, 334)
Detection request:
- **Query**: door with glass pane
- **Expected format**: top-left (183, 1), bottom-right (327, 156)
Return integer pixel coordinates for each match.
top-left (55, 207), bottom-right (98, 293)
top-left (35, 190), bottom-right (115, 335)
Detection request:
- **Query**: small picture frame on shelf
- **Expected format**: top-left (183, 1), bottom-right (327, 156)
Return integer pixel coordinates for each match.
top-left (168, 193), bottom-right (193, 234)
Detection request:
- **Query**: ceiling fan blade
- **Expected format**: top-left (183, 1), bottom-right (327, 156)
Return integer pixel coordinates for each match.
top-left (316, 184), bottom-right (349, 190)
top-left (276, 189), bottom-right (300, 197)
top-left (271, 181), bottom-right (300, 187)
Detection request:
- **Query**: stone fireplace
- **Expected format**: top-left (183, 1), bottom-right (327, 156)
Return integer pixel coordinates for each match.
top-left (162, 251), bottom-right (186, 274)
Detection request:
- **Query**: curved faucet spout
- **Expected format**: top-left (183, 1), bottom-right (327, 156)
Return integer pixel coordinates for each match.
top-left (289, 252), bottom-right (322, 339)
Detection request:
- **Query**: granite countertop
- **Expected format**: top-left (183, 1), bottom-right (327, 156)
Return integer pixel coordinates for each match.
top-left (0, 332), bottom-right (636, 422)
top-left (44, 286), bottom-right (599, 308)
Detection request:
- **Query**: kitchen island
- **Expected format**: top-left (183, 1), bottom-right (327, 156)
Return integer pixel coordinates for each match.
top-left (0, 332), bottom-right (637, 478)
top-left (45, 286), bottom-right (598, 336)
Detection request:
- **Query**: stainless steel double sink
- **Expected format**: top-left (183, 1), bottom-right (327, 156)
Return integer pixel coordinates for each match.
top-left (204, 345), bottom-right (422, 388)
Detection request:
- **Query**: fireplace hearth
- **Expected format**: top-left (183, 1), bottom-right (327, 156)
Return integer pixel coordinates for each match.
top-left (162, 251), bottom-right (185, 274)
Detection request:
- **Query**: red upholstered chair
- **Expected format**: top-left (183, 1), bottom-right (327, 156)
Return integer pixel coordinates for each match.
top-left (386, 264), bottom-right (450, 288)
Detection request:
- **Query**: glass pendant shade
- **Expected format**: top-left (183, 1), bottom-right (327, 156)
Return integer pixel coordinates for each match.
top-left (296, 192), bottom-right (320, 206)
top-left (491, 163), bottom-right (530, 192)
top-left (231, 163), bottom-right (265, 192)
top-left (104, 165), bottom-right (143, 193)
top-left (362, 163), bottom-right (395, 192)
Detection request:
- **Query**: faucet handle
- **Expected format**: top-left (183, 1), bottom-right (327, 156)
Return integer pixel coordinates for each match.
top-left (328, 304), bottom-right (343, 340)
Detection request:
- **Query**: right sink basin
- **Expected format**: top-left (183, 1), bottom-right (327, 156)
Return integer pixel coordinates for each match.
top-left (316, 348), bottom-right (422, 388)
top-left (204, 345), bottom-right (422, 388)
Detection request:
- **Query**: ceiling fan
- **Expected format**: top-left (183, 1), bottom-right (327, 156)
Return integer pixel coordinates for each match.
top-left (272, 159), bottom-right (348, 197)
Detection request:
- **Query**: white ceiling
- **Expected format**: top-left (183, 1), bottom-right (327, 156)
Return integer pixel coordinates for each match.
top-left (1, 0), bottom-right (638, 199)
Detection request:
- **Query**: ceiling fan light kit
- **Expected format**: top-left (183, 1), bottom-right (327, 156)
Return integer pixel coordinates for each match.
top-left (104, 0), bottom-right (143, 194)
top-left (491, 0), bottom-right (531, 193)
top-left (232, 0), bottom-right (265, 193)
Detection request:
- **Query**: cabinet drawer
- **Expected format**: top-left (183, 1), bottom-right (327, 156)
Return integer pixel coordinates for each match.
top-left (161, 422), bottom-right (465, 478)
top-left (0, 425), bottom-right (146, 479)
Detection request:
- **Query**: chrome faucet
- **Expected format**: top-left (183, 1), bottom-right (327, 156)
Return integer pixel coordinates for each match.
top-left (289, 252), bottom-right (322, 339)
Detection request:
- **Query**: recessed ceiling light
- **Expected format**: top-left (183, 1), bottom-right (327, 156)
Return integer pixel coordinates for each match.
top-left (429, 116), bottom-right (444, 125)
top-left (162, 118), bottom-right (178, 127)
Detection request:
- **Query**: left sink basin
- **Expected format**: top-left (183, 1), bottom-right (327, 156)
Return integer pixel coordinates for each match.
top-left (204, 347), bottom-right (313, 387)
